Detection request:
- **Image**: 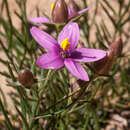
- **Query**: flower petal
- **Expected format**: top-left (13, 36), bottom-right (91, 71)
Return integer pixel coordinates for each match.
top-left (77, 7), bottom-right (90, 15)
top-left (64, 58), bottom-right (89, 81)
top-left (71, 48), bottom-right (106, 62)
top-left (29, 17), bottom-right (51, 25)
top-left (68, 7), bottom-right (77, 19)
top-left (58, 22), bottom-right (79, 50)
top-left (37, 52), bottom-right (64, 69)
top-left (30, 27), bottom-right (59, 52)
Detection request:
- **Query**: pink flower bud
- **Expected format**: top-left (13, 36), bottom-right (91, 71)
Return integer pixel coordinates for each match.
top-left (68, 0), bottom-right (80, 14)
top-left (18, 69), bottom-right (34, 87)
top-left (110, 37), bottom-right (123, 57)
top-left (93, 37), bottom-right (123, 74)
top-left (93, 49), bottom-right (115, 74)
top-left (51, 0), bottom-right (68, 24)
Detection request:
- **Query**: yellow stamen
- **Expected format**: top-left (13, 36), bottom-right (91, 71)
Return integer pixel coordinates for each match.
top-left (61, 38), bottom-right (71, 51)
top-left (51, 3), bottom-right (54, 11)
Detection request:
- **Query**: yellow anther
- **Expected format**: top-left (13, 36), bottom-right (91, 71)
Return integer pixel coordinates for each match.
top-left (51, 3), bottom-right (55, 11)
top-left (61, 38), bottom-right (71, 51)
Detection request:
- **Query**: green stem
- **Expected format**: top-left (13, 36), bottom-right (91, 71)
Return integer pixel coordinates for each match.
top-left (0, 98), bottom-right (14, 130)
top-left (29, 70), bottom-right (54, 129)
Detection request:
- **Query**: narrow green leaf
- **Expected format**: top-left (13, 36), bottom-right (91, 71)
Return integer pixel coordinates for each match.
top-left (101, 3), bottom-right (117, 28)
top-left (95, 24), bottom-right (108, 49)
top-left (121, 15), bottom-right (130, 27)
top-left (15, 105), bottom-right (30, 130)
top-left (0, 98), bottom-right (13, 130)
top-left (103, 0), bottom-right (117, 16)
top-left (0, 71), bottom-right (11, 78)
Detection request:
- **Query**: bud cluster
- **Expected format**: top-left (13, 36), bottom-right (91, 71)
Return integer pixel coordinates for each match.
top-left (51, 0), bottom-right (79, 23)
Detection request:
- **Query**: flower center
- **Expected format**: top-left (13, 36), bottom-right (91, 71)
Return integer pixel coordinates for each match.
top-left (61, 38), bottom-right (71, 51)
top-left (51, 3), bottom-right (54, 11)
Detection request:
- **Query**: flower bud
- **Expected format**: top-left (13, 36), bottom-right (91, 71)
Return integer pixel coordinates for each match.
top-left (68, 0), bottom-right (80, 14)
top-left (93, 37), bottom-right (123, 74)
top-left (110, 37), bottom-right (123, 57)
top-left (18, 69), bottom-right (34, 87)
top-left (51, 0), bottom-right (68, 24)
top-left (93, 49), bottom-right (115, 74)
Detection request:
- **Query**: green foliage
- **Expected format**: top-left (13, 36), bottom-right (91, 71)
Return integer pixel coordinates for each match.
top-left (0, 0), bottom-right (129, 129)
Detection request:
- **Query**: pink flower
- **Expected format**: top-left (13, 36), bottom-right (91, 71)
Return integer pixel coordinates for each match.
top-left (30, 22), bottom-right (106, 81)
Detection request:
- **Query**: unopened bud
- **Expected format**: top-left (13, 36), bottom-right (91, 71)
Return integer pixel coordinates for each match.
top-left (94, 37), bottom-right (123, 74)
top-left (68, 0), bottom-right (79, 15)
top-left (51, 0), bottom-right (68, 24)
top-left (110, 37), bottom-right (123, 57)
top-left (93, 49), bottom-right (115, 74)
top-left (18, 69), bottom-right (34, 87)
